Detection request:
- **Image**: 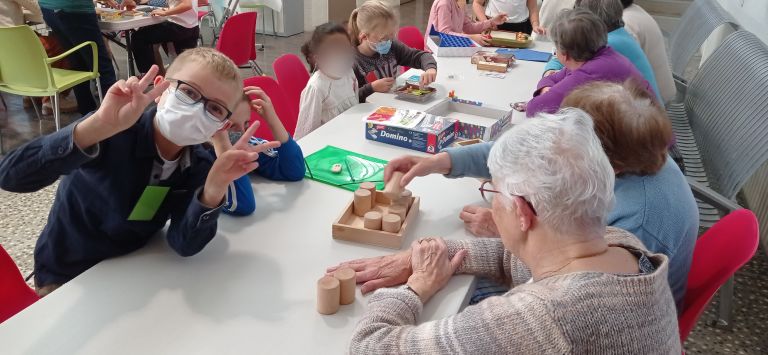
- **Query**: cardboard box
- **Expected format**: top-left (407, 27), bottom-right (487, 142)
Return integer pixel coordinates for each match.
top-left (365, 106), bottom-right (459, 154)
top-left (426, 100), bottom-right (513, 141)
top-left (426, 26), bottom-right (482, 57)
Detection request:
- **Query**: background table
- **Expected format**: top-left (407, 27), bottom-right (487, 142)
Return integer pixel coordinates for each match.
top-left (98, 12), bottom-right (165, 76)
top-left (0, 104), bottom-right (500, 355)
top-left (368, 40), bottom-right (553, 115)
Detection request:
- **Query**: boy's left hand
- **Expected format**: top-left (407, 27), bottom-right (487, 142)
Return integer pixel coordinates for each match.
top-left (201, 121), bottom-right (281, 207)
top-left (420, 69), bottom-right (437, 87)
top-left (244, 86), bottom-right (274, 117)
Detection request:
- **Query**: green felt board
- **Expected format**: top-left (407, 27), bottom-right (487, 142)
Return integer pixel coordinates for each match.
top-left (304, 145), bottom-right (388, 191)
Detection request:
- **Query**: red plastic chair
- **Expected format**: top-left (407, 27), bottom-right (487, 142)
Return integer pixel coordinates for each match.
top-left (678, 209), bottom-right (759, 343)
top-left (398, 26), bottom-right (425, 73)
top-left (216, 12), bottom-right (264, 75)
top-left (272, 54), bottom-right (310, 119)
top-left (0, 244), bottom-right (39, 323)
top-left (398, 26), bottom-right (424, 51)
top-left (243, 75), bottom-right (298, 141)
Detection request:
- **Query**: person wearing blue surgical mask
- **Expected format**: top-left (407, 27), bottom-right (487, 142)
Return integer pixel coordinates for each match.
top-left (349, 0), bottom-right (439, 103)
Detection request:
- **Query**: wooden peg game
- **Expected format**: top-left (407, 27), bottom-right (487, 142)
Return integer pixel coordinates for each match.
top-left (316, 276), bottom-right (341, 315)
top-left (333, 267), bottom-right (356, 305)
top-left (332, 184), bottom-right (420, 249)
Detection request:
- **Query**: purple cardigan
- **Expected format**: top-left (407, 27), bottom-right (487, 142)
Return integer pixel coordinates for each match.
top-left (526, 46), bottom-right (652, 117)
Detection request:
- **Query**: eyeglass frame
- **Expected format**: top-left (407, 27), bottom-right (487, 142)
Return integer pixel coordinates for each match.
top-left (165, 78), bottom-right (234, 122)
top-left (479, 180), bottom-right (538, 216)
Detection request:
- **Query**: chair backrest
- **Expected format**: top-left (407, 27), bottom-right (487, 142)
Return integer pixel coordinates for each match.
top-left (685, 30), bottom-right (768, 199)
top-left (398, 26), bottom-right (424, 51)
top-left (0, 243), bottom-right (39, 323)
top-left (243, 75), bottom-right (297, 140)
top-left (678, 209), bottom-right (758, 342)
top-left (216, 12), bottom-right (257, 66)
top-left (0, 26), bottom-right (55, 94)
top-left (668, 0), bottom-right (736, 78)
top-left (272, 54), bottom-right (310, 118)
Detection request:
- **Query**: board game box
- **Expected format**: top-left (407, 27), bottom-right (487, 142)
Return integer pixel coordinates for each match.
top-left (426, 100), bottom-right (513, 141)
top-left (426, 26), bottom-right (483, 57)
top-left (364, 106), bottom-right (458, 154)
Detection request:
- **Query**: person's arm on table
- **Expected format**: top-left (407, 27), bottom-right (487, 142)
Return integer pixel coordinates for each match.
top-left (391, 41), bottom-right (438, 87)
top-left (441, 142), bottom-right (493, 179)
top-left (0, 66), bottom-right (169, 193)
top-left (526, 69), bottom-right (572, 117)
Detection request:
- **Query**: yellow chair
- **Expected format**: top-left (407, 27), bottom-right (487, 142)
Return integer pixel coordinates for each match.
top-left (0, 25), bottom-right (102, 131)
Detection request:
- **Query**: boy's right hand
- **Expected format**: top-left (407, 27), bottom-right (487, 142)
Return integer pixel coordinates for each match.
top-left (372, 78), bottom-right (395, 93)
top-left (75, 65), bottom-right (169, 149)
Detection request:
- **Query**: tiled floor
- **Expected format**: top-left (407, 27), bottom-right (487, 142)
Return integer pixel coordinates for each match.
top-left (1, 1), bottom-right (766, 353)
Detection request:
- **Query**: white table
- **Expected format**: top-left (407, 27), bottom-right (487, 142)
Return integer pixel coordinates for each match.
top-left (98, 10), bottom-right (166, 76)
top-left (368, 40), bottom-right (554, 116)
top-left (0, 104), bottom-right (498, 355)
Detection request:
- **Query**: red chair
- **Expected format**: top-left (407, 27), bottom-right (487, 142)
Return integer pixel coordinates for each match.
top-left (0, 244), bottom-right (39, 323)
top-left (398, 26), bottom-right (425, 51)
top-left (272, 54), bottom-right (310, 119)
top-left (678, 209), bottom-right (759, 343)
top-left (243, 76), bottom-right (298, 141)
top-left (216, 12), bottom-right (264, 75)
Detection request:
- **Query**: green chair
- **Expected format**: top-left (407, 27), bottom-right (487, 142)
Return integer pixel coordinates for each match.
top-left (0, 25), bottom-right (102, 131)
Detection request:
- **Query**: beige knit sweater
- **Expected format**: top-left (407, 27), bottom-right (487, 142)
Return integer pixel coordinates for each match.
top-left (350, 227), bottom-right (681, 354)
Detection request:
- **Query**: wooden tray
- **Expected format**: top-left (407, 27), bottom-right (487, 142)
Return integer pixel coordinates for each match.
top-left (487, 30), bottom-right (533, 48)
top-left (332, 191), bottom-right (420, 249)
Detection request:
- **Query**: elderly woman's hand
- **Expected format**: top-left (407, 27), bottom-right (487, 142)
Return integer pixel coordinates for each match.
top-left (384, 153), bottom-right (452, 188)
top-left (459, 205), bottom-right (500, 238)
top-left (406, 238), bottom-right (467, 303)
top-left (327, 249), bottom-right (412, 294)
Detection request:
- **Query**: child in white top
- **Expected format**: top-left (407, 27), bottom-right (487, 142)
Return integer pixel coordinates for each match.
top-left (472, 0), bottom-right (545, 34)
top-left (295, 22), bottom-right (359, 139)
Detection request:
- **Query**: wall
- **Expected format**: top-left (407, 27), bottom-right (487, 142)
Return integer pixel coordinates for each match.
top-left (304, 0), bottom-right (402, 31)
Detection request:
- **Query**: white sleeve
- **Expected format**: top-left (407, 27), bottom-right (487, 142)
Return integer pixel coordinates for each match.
top-left (294, 84), bottom-right (325, 139)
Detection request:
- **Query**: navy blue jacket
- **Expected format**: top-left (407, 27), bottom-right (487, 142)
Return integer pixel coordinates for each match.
top-left (0, 109), bottom-right (223, 286)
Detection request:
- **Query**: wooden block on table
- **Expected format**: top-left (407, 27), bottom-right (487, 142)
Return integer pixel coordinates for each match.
top-left (477, 61), bottom-right (508, 73)
top-left (383, 171), bottom-right (405, 201)
top-left (359, 182), bottom-right (377, 208)
top-left (333, 267), bottom-right (356, 305)
top-left (353, 189), bottom-right (372, 216)
top-left (382, 213), bottom-right (402, 233)
top-left (363, 211), bottom-right (383, 230)
top-left (388, 204), bottom-right (407, 220)
top-left (317, 276), bottom-right (340, 315)
top-left (332, 191), bottom-right (421, 249)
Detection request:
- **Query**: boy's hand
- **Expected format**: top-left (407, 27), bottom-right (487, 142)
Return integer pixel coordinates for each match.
top-left (74, 65), bottom-right (169, 150)
top-left (201, 122), bottom-right (281, 207)
top-left (244, 86), bottom-right (290, 143)
top-left (420, 68), bottom-right (437, 87)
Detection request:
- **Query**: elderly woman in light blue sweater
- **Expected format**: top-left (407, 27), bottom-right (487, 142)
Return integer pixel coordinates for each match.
top-left (331, 81), bottom-right (698, 311)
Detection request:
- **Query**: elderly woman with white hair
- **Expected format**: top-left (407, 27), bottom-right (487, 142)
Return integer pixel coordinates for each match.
top-left (338, 110), bottom-right (680, 353)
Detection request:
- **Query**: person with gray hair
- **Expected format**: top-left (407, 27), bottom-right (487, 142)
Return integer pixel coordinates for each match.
top-left (525, 8), bottom-right (652, 117)
top-left (541, 0), bottom-right (662, 102)
top-left (334, 109), bottom-right (680, 353)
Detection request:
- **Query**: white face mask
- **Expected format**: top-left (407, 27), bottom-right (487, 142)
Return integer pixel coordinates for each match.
top-left (155, 88), bottom-right (225, 146)
top-left (318, 53), bottom-right (354, 79)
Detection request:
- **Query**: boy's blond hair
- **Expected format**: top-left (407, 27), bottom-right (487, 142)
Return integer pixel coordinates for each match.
top-left (166, 47), bottom-right (242, 91)
top-left (349, 0), bottom-right (398, 46)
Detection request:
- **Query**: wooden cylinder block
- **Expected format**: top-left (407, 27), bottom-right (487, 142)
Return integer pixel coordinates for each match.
top-left (359, 182), bottom-right (377, 208)
top-left (353, 189), bottom-right (372, 216)
top-left (389, 204), bottom-right (407, 220)
top-left (363, 211), bottom-right (383, 230)
top-left (382, 213), bottom-right (402, 233)
top-left (333, 267), bottom-right (356, 305)
top-left (384, 171), bottom-right (405, 201)
top-left (317, 276), bottom-right (340, 315)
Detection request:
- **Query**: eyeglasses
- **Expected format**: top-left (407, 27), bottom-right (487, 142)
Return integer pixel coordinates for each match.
top-left (479, 181), bottom-right (538, 216)
top-left (166, 78), bottom-right (233, 122)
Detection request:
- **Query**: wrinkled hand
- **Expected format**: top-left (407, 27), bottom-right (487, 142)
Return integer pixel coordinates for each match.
top-left (407, 237), bottom-right (467, 303)
top-left (459, 205), bottom-right (500, 238)
top-left (542, 70), bottom-right (558, 77)
top-left (384, 153), bottom-right (452, 188)
top-left (419, 68), bottom-right (437, 87)
top-left (371, 77), bottom-right (395, 93)
top-left (491, 13), bottom-right (508, 26)
top-left (469, 33), bottom-right (490, 46)
top-left (327, 250), bottom-right (412, 294)
top-left (202, 121), bottom-right (281, 207)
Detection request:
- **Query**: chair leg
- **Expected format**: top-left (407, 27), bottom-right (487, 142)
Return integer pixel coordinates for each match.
top-left (96, 80), bottom-right (104, 104)
top-left (249, 60), bottom-right (264, 76)
top-left (29, 96), bottom-right (42, 121)
top-left (711, 276), bottom-right (735, 329)
top-left (53, 93), bottom-right (61, 131)
top-left (271, 8), bottom-right (277, 36)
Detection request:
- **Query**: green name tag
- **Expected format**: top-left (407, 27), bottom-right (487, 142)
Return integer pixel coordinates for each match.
top-left (128, 186), bottom-right (170, 221)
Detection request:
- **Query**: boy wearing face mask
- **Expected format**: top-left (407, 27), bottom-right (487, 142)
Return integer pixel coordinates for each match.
top-left (294, 22), bottom-right (359, 139)
top-left (0, 48), bottom-right (278, 297)
top-left (350, 0), bottom-right (438, 103)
